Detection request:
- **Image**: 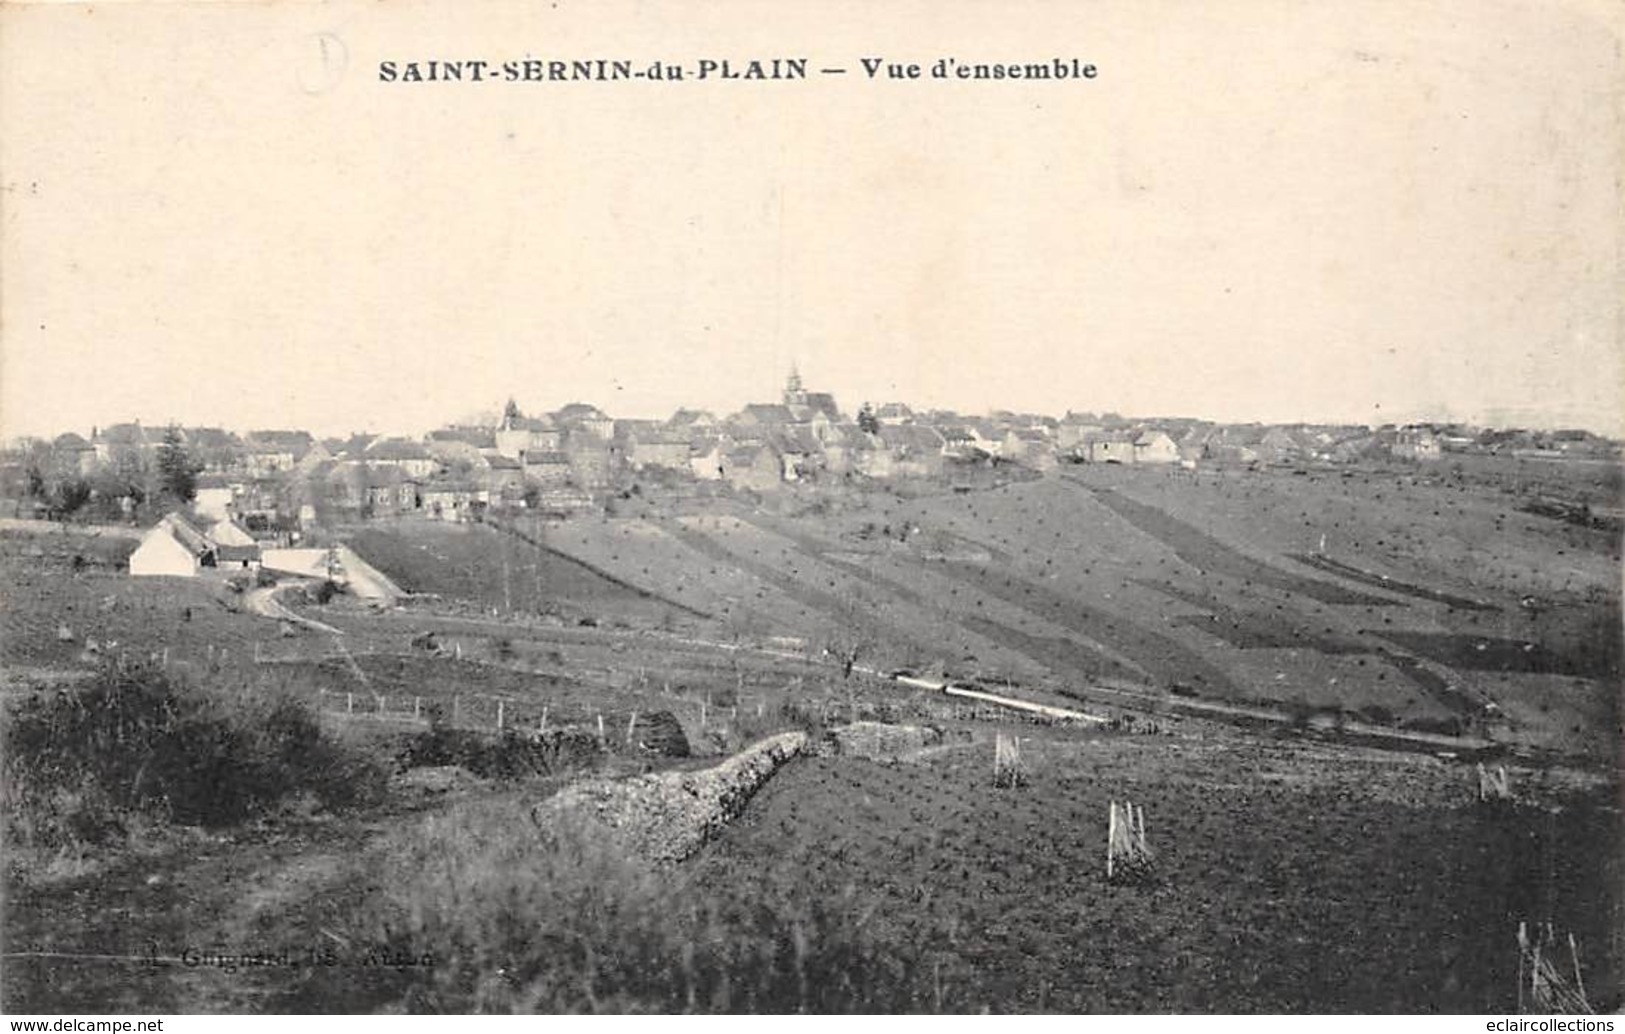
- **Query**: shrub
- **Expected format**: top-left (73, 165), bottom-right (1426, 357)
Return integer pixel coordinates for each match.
top-left (3, 659), bottom-right (386, 851)
top-left (397, 726), bottom-right (605, 781)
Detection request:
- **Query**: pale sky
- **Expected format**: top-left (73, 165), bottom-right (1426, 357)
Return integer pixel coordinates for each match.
top-left (2, 0), bottom-right (1620, 438)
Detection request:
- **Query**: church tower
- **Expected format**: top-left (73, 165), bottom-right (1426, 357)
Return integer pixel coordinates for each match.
top-left (783, 364), bottom-right (808, 407)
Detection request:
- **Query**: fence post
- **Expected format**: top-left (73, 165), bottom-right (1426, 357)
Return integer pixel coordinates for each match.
top-left (453, 696), bottom-right (460, 725)
top-left (346, 692), bottom-right (354, 715)
top-left (539, 707), bottom-right (548, 736)
top-left (626, 710), bottom-right (638, 747)
top-left (496, 699), bottom-right (505, 731)
top-left (596, 714), bottom-right (605, 743)
top-left (413, 696), bottom-right (421, 720)
top-left (378, 694), bottom-right (386, 715)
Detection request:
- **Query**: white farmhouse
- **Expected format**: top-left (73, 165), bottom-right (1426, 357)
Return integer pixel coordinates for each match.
top-left (129, 513), bottom-right (214, 578)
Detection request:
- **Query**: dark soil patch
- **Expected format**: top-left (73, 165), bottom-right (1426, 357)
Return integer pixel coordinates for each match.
top-left (1081, 484), bottom-right (1399, 606)
top-left (1373, 631), bottom-right (1617, 679)
top-left (1291, 554), bottom-right (1496, 610)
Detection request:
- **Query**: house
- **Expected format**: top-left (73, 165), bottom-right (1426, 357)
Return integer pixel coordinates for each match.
top-left (192, 477), bottom-right (237, 522)
top-left (720, 444), bottom-right (784, 493)
top-left (291, 440), bottom-right (335, 476)
top-left (689, 437), bottom-right (725, 481)
top-left (481, 454), bottom-right (525, 504)
top-left (533, 486), bottom-right (597, 516)
top-left (875, 402), bottom-right (915, 426)
top-left (426, 428), bottom-right (497, 467)
top-left (1008, 430), bottom-right (1059, 473)
top-left (553, 403), bottom-right (615, 440)
top-left (93, 423), bottom-right (159, 466)
top-left (799, 392), bottom-right (842, 423)
top-left (1133, 431), bottom-right (1180, 465)
top-left (323, 433), bottom-right (379, 460)
top-left (206, 516), bottom-right (257, 547)
top-left (129, 513), bottom-right (215, 577)
top-left (1392, 428), bottom-right (1443, 462)
top-left (181, 427), bottom-right (243, 474)
top-left (963, 420), bottom-right (1005, 457)
top-left (626, 429), bottom-right (694, 471)
top-left (524, 451), bottom-right (573, 486)
top-left (1086, 433), bottom-right (1137, 464)
top-left (1056, 416), bottom-right (1104, 451)
top-left (242, 431), bottom-right (316, 477)
top-left (365, 465), bottom-right (421, 515)
top-left (734, 403), bottom-right (798, 429)
top-left (563, 432), bottom-right (615, 489)
top-left (1001, 428), bottom-right (1052, 463)
top-left (365, 437), bottom-right (438, 479)
top-left (1206, 425), bottom-right (1267, 465)
top-left (878, 425), bottom-right (947, 477)
top-left (495, 416), bottom-right (562, 461)
top-left (1176, 427), bottom-right (1214, 463)
top-left (1254, 427), bottom-right (1307, 465)
top-left (421, 482), bottom-right (487, 522)
top-left (771, 426), bottom-right (825, 480)
top-left (935, 426), bottom-right (988, 462)
top-left (214, 544), bottom-right (262, 570)
top-left (666, 408), bottom-right (719, 432)
top-left (821, 424), bottom-right (875, 475)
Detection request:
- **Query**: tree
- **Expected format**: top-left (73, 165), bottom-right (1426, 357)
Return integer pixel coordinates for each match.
top-left (857, 402), bottom-right (880, 435)
top-left (502, 398), bottom-right (524, 429)
top-left (156, 426), bottom-right (199, 503)
top-left (51, 476), bottom-right (92, 518)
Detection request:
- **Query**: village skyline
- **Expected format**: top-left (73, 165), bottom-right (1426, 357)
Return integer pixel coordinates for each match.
top-left (5, 371), bottom-right (1619, 446)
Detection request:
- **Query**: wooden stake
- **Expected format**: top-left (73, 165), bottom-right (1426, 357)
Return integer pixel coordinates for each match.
top-left (1107, 802), bottom-right (1117, 880)
top-left (1518, 922), bottom-right (1527, 1014)
top-left (346, 692), bottom-right (354, 715)
top-left (1570, 933), bottom-right (1587, 1008)
top-left (413, 696), bottom-right (421, 720)
top-left (539, 707), bottom-right (548, 735)
top-left (496, 699), bottom-right (505, 730)
top-left (626, 710), bottom-right (638, 746)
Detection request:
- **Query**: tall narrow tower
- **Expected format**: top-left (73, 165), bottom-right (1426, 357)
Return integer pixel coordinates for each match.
top-left (783, 363), bottom-right (808, 407)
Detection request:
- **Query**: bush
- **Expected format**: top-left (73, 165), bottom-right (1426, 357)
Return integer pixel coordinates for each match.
top-left (3, 659), bottom-right (386, 851)
top-left (397, 726), bottom-right (605, 781)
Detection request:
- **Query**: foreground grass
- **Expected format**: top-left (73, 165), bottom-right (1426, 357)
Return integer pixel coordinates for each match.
top-left (290, 791), bottom-right (931, 1013)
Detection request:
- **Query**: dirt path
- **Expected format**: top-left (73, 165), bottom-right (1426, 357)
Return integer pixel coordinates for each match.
top-left (244, 585), bottom-right (344, 635)
top-left (333, 545), bottom-right (404, 602)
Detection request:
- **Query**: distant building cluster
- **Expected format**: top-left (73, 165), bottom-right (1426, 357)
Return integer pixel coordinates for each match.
top-left (4, 370), bottom-right (1618, 533)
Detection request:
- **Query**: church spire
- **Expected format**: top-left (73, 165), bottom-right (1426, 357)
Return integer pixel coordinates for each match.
top-left (783, 363), bottom-right (807, 406)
